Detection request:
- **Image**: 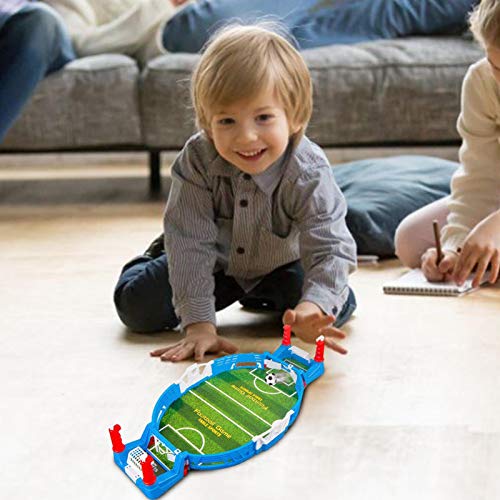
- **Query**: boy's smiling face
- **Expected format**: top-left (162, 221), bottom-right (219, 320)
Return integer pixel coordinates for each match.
top-left (208, 86), bottom-right (300, 175)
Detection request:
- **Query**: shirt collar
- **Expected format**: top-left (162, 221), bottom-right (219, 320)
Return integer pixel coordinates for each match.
top-left (251, 152), bottom-right (288, 196)
top-left (210, 155), bottom-right (237, 177)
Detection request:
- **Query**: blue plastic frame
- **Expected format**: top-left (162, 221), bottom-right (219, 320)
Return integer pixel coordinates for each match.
top-left (111, 341), bottom-right (324, 498)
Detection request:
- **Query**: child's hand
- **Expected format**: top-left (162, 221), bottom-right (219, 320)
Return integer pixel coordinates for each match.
top-left (453, 211), bottom-right (500, 287)
top-left (170, 0), bottom-right (189, 6)
top-left (421, 248), bottom-right (458, 282)
top-left (282, 301), bottom-right (347, 355)
top-left (150, 322), bottom-right (238, 362)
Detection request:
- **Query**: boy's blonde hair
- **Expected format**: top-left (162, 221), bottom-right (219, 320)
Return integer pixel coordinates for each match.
top-left (191, 24), bottom-right (313, 144)
top-left (469, 0), bottom-right (500, 47)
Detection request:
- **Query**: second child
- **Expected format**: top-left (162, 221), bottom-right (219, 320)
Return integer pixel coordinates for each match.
top-left (395, 0), bottom-right (500, 288)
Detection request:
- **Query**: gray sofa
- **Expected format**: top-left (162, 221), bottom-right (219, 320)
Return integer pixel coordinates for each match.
top-left (0, 35), bottom-right (483, 193)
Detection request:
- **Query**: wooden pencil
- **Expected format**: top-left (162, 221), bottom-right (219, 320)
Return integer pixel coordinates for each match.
top-left (433, 219), bottom-right (443, 265)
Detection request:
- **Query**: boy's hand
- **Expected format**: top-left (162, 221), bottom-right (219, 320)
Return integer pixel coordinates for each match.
top-left (282, 301), bottom-right (347, 355)
top-left (453, 211), bottom-right (500, 287)
top-left (170, 0), bottom-right (189, 6)
top-left (150, 322), bottom-right (238, 362)
top-left (421, 248), bottom-right (458, 282)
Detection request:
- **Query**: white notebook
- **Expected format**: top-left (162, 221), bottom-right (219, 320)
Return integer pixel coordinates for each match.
top-left (383, 269), bottom-right (488, 296)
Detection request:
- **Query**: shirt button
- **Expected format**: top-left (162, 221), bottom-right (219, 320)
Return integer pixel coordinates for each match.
top-left (240, 199), bottom-right (248, 207)
top-left (243, 174), bottom-right (252, 180)
top-left (236, 247), bottom-right (245, 255)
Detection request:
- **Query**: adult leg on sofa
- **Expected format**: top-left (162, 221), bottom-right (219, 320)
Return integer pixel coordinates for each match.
top-left (293, 0), bottom-right (477, 48)
top-left (162, 0), bottom-right (477, 53)
top-left (0, 3), bottom-right (75, 142)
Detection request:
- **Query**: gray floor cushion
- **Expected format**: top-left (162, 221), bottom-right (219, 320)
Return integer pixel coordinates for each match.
top-left (333, 155), bottom-right (458, 257)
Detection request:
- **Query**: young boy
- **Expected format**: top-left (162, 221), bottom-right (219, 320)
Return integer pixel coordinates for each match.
top-left (114, 24), bottom-right (357, 362)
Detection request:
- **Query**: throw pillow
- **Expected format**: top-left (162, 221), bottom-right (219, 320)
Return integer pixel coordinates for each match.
top-left (333, 155), bottom-right (458, 257)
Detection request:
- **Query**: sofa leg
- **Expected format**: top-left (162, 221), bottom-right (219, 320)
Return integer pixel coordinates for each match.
top-left (149, 151), bottom-right (161, 195)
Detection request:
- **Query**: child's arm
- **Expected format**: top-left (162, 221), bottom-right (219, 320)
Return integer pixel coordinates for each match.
top-left (150, 322), bottom-right (238, 362)
top-left (157, 136), bottom-right (231, 361)
top-left (421, 209), bottom-right (500, 285)
top-left (453, 208), bottom-right (500, 286)
top-left (287, 163), bottom-right (356, 352)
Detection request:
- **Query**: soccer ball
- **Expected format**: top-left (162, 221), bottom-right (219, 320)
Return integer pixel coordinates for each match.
top-left (265, 373), bottom-right (277, 386)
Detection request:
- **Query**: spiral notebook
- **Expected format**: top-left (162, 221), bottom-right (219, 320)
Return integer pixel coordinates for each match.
top-left (383, 269), bottom-right (489, 296)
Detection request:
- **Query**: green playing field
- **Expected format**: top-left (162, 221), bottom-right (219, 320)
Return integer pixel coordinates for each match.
top-left (157, 368), bottom-right (299, 456)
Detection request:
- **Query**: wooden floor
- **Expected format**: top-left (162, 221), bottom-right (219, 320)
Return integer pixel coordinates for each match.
top-left (1, 156), bottom-right (499, 500)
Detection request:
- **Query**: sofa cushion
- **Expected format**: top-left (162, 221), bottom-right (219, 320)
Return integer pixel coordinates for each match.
top-left (1, 54), bottom-right (142, 150)
top-left (305, 37), bottom-right (482, 146)
top-left (140, 53), bottom-right (199, 150)
top-left (141, 37), bottom-right (482, 149)
top-left (333, 155), bottom-right (458, 257)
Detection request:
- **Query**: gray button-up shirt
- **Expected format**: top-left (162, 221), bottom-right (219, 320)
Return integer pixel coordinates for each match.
top-left (164, 132), bottom-right (356, 328)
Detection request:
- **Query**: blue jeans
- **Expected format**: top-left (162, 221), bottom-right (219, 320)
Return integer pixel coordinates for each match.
top-left (0, 3), bottom-right (75, 141)
top-left (114, 255), bottom-right (356, 333)
top-left (163, 0), bottom-right (477, 53)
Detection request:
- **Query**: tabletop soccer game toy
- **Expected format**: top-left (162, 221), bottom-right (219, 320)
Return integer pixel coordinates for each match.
top-left (109, 326), bottom-right (326, 498)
